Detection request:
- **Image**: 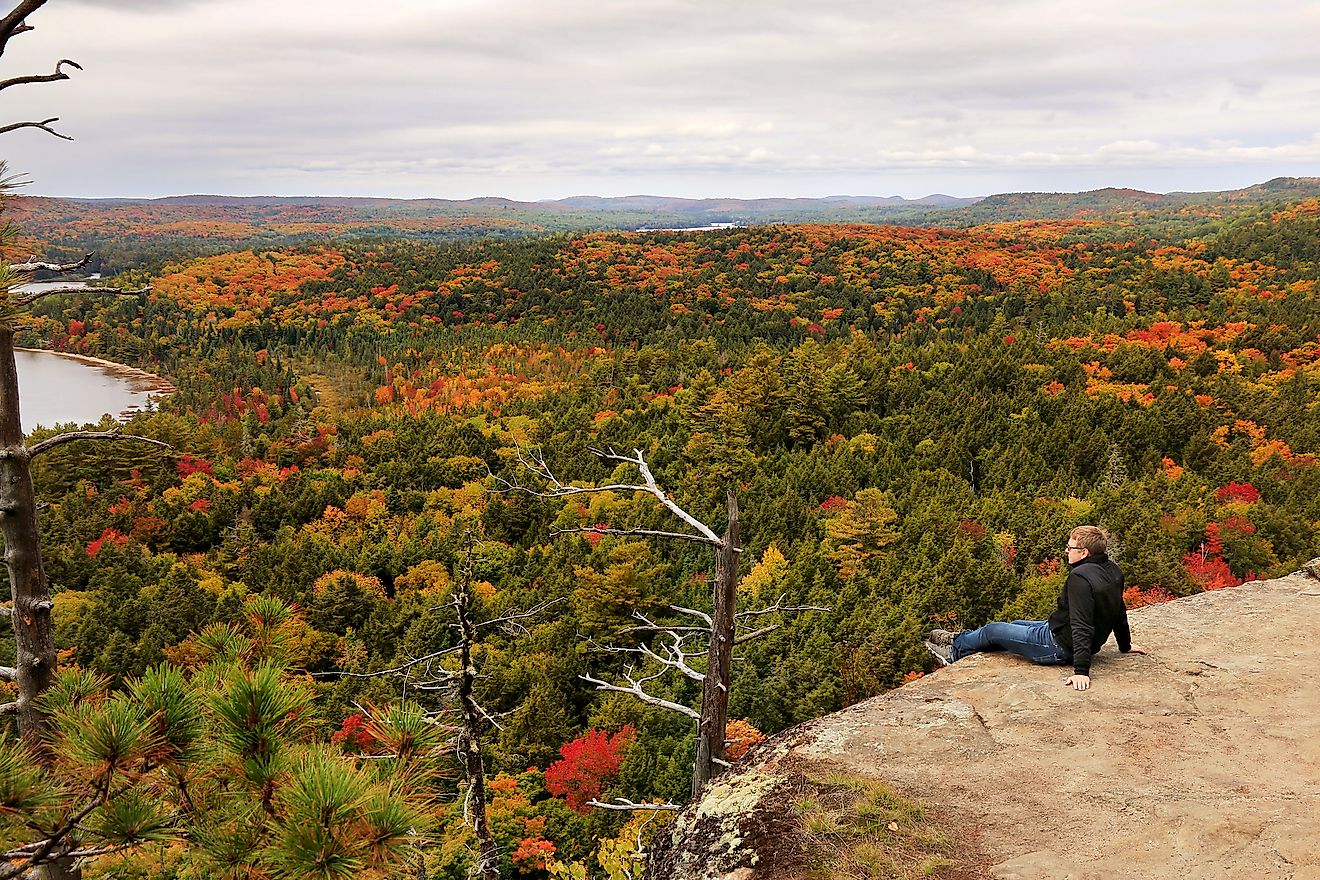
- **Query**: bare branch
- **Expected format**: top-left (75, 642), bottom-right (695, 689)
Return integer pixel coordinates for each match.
top-left (498, 443), bottom-right (723, 545)
top-left (62, 844), bottom-right (135, 860)
top-left (310, 646), bottom-right (462, 679)
top-left (0, 57), bottom-right (79, 92)
top-left (410, 681), bottom-right (459, 693)
top-left (736, 595), bottom-right (832, 621)
top-left (0, 667), bottom-right (14, 682)
top-left (668, 604), bottom-right (713, 626)
top-left (593, 446), bottom-right (722, 543)
top-left (733, 625), bottom-right (779, 645)
top-left (0, 701), bottom-right (15, 715)
top-left (580, 670), bottom-right (699, 720)
top-left (621, 623), bottom-right (706, 635)
top-left (622, 609), bottom-right (707, 635)
top-left (549, 525), bottom-right (720, 547)
top-left (0, 784), bottom-right (106, 880)
top-left (0, 116), bottom-right (69, 140)
top-left (584, 634), bottom-right (705, 683)
top-left (0, 1), bottom-right (47, 58)
top-left (27, 430), bottom-right (172, 459)
top-left (7, 251), bottom-right (91, 273)
top-left (586, 798), bottom-right (682, 812)
top-left (15, 285), bottom-right (151, 305)
top-left (472, 699), bottom-right (506, 732)
top-left (471, 598), bottom-right (563, 633)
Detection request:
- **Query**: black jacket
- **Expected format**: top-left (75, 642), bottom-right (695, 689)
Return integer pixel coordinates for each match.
top-left (1048, 553), bottom-right (1131, 676)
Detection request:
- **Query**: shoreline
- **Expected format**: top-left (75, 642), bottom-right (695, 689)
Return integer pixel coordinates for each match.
top-left (15, 347), bottom-right (177, 396)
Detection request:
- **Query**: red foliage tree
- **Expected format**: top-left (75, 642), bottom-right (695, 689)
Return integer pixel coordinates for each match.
top-left (1215, 481), bottom-right (1260, 504)
top-left (176, 454), bottom-right (214, 477)
top-left (819, 495), bottom-right (849, 512)
top-left (544, 726), bottom-right (635, 813)
top-left (330, 713), bottom-right (378, 754)
top-left (1124, 585), bottom-right (1176, 608)
top-left (86, 528), bottom-right (129, 557)
top-left (511, 838), bottom-right (555, 873)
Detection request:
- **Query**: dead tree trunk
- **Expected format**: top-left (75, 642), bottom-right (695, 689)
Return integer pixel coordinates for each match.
top-left (691, 490), bottom-right (739, 797)
top-left (0, 324), bottom-right (54, 752)
top-left (453, 537), bottom-right (499, 880)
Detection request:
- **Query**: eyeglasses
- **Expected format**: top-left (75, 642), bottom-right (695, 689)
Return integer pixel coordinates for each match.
top-left (1064, 545), bottom-right (1083, 552)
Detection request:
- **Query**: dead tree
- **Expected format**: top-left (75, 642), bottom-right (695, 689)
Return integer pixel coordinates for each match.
top-left (499, 446), bottom-right (826, 799)
top-left (318, 533), bottom-right (558, 879)
top-left (0, 1), bottom-right (172, 763)
top-left (450, 533), bottom-right (500, 880)
top-left (0, 7), bottom-right (171, 880)
top-left (0, 249), bottom-right (169, 753)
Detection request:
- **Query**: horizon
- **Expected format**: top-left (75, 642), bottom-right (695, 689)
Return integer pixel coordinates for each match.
top-left (15, 173), bottom-right (1313, 205)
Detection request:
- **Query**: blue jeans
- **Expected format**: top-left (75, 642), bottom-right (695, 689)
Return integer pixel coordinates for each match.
top-left (951, 620), bottom-right (1069, 665)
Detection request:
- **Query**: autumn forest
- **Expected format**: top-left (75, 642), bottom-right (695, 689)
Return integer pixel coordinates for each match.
top-left (2, 183), bottom-right (1319, 878)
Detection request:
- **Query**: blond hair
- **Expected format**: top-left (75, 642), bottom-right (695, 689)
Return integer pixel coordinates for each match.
top-left (1070, 525), bottom-right (1108, 555)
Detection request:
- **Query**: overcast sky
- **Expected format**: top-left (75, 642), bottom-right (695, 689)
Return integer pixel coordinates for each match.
top-left (0, 0), bottom-right (1316, 200)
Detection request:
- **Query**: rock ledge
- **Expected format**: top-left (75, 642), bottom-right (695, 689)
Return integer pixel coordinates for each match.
top-left (651, 570), bottom-right (1320, 880)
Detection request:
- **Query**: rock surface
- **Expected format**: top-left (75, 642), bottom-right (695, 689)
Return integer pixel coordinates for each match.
top-left (651, 570), bottom-right (1320, 880)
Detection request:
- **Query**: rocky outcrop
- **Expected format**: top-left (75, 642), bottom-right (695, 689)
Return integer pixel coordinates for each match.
top-left (651, 569), bottom-right (1320, 880)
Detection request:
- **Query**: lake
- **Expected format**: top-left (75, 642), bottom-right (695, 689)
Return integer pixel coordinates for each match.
top-left (14, 349), bottom-right (173, 433)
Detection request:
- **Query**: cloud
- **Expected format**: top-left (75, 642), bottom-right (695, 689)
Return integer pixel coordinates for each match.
top-left (62, 0), bottom-right (211, 9)
top-left (0, 0), bottom-right (1316, 198)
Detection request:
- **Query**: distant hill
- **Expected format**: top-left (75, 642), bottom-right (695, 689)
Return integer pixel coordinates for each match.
top-left (10, 178), bottom-right (1320, 274)
top-left (539, 193), bottom-right (975, 213)
top-left (945, 176), bottom-right (1320, 224)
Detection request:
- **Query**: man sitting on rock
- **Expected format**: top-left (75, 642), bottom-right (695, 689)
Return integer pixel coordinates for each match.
top-left (925, 526), bottom-right (1144, 691)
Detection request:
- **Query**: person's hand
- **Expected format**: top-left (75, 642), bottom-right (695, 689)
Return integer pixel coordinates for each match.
top-left (1125, 644), bottom-right (1147, 655)
top-left (1064, 674), bottom-right (1090, 691)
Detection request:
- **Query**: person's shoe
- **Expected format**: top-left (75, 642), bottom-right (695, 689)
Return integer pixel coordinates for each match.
top-left (927, 628), bottom-right (959, 647)
top-left (924, 639), bottom-right (954, 667)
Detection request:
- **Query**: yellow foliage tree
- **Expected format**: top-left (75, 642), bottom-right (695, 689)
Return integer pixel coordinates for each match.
top-left (738, 544), bottom-right (789, 598)
top-left (823, 488), bottom-right (899, 579)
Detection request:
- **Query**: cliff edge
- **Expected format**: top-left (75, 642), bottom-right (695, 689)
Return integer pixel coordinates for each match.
top-left (651, 567), bottom-right (1320, 880)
